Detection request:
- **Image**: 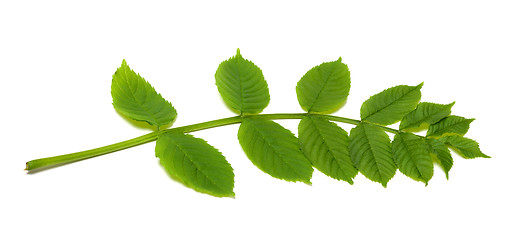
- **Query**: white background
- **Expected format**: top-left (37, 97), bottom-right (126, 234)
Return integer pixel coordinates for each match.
top-left (1, 0), bottom-right (514, 239)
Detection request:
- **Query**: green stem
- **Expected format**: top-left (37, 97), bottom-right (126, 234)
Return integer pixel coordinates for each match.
top-left (25, 113), bottom-right (400, 172)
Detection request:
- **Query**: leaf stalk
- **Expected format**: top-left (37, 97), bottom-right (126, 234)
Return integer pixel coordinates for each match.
top-left (26, 113), bottom-right (404, 172)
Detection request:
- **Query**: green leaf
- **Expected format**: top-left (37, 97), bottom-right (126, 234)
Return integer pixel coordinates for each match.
top-left (426, 116), bottom-right (474, 137)
top-left (361, 84), bottom-right (423, 125)
top-left (426, 138), bottom-right (453, 179)
top-left (298, 116), bottom-right (357, 184)
top-left (215, 49), bottom-right (270, 115)
top-left (399, 102), bottom-right (455, 131)
top-left (392, 132), bottom-right (433, 184)
top-left (349, 123), bottom-right (396, 187)
top-left (441, 135), bottom-right (490, 159)
top-left (111, 60), bottom-right (177, 129)
top-left (238, 118), bottom-right (313, 183)
top-left (296, 58), bottom-right (351, 113)
top-left (155, 132), bottom-right (235, 197)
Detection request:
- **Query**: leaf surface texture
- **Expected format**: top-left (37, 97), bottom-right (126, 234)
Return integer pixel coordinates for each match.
top-left (399, 102), bottom-right (454, 130)
top-left (238, 118), bottom-right (313, 183)
top-left (426, 138), bottom-right (453, 179)
top-left (426, 116), bottom-right (474, 137)
top-left (111, 60), bottom-right (177, 128)
top-left (442, 136), bottom-right (490, 159)
top-left (296, 58), bottom-right (351, 113)
top-left (349, 123), bottom-right (396, 187)
top-left (155, 132), bottom-right (235, 197)
top-left (298, 116), bottom-right (357, 183)
top-left (361, 84), bottom-right (422, 125)
top-left (215, 49), bottom-right (270, 114)
top-left (392, 132), bottom-right (433, 184)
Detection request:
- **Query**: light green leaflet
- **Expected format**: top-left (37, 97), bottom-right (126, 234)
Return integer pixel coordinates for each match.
top-left (426, 115), bottom-right (474, 137)
top-left (215, 49), bottom-right (270, 115)
top-left (441, 135), bottom-right (490, 159)
top-left (111, 60), bottom-right (177, 129)
top-left (155, 132), bottom-right (235, 197)
top-left (298, 116), bottom-right (357, 184)
top-left (238, 118), bottom-right (313, 183)
top-left (399, 102), bottom-right (455, 131)
top-left (361, 84), bottom-right (422, 125)
top-left (296, 57), bottom-right (351, 113)
top-left (426, 138), bottom-right (453, 179)
top-left (349, 123), bottom-right (396, 187)
top-left (392, 132), bottom-right (433, 184)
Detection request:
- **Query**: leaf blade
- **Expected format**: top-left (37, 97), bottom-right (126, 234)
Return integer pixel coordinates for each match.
top-left (215, 49), bottom-right (270, 114)
top-left (426, 115), bottom-right (474, 137)
top-left (361, 84), bottom-right (422, 125)
top-left (426, 138), bottom-right (453, 179)
top-left (392, 132), bottom-right (433, 184)
top-left (111, 60), bottom-right (177, 128)
top-left (155, 132), bottom-right (235, 197)
top-left (238, 118), bottom-right (313, 183)
top-left (298, 116), bottom-right (357, 184)
top-left (399, 102), bottom-right (455, 131)
top-left (441, 135), bottom-right (490, 159)
top-left (349, 123), bottom-right (396, 187)
top-left (296, 58), bottom-right (351, 113)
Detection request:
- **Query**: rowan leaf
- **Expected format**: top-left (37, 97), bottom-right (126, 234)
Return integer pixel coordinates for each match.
top-left (111, 60), bottom-right (177, 128)
top-left (298, 116), bottom-right (357, 184)
top-left (349, 123), bottom-right (396, 187)
top-left (399, 102), bottom-right (455, 131)
top-left (426, 116), bottom-right (474, 137)
top-left (392, 132), bottom-right (433, 184)
top-left (155, 132), bottom-right (235, 197)
top-left (296, 58), bottom-right (351, 113)
top-left (215, 49), bottom-right (270, 115)
top-left (441, 135), bottom-right (490, 159)
top-left (238, 118), bottom-right (313, 183)
top-left (361, 84), bottom-right (422, 125)
top-left (426, 138), bottom-right (453, 179)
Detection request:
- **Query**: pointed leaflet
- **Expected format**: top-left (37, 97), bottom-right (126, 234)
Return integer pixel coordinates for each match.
top-left (296, 58), bottom-right (351, 113)
top-left (441, 135), bottom-right (490, 159)
top-left (298, 116), bottom-right (357, 184)
top-left (426, 116), bottom-right (474, 137)
top-left (349, 123), bottom-right (396, 187)
top-left (215, 49), bottom-right (270, 114)
top-left (399, 102), bottom-right (455, 131)
top-left (238, 118), bottom-right (313, 183)
top-left (361, 84), bottom-right (422, 125)
top-left (392, 132), bottom-right (433, 184)
top-left (111, 60), bottom-right (177, 128)
top-left (155, 132), bottom-right (235, 197)
top-left (426, 138), bottom-right (453, 179)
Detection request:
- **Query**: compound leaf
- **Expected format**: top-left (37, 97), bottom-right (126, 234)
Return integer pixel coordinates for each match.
top-left (349, 123), bottom-right (396, 187)
top-left (426, 138), bottom-right (453, 179)
top-left (399, 102), bottom-right (455, 131)
top-left (441, 135), bottom-right (490, 159)
top-left (238, 118), bottom-right (313, 183)
top-left (296, 58), bottom-right (351, 113)
top-left (155, 132), bottom-right (235, 197)
top-left (426, 116), bottom-right (474, 137)
top-left (361, 84), bottom-right (422, 125)
top-left (392, 132), bottom-right (433, 184)
top-left (215, 49), bottom-right (270, 115)
top-left (298, 116), bottom-right (357, 184)
top-left (111, 60), bottom-right (177, 128)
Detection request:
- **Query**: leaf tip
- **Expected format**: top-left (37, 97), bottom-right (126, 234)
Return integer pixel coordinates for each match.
top-left (416, 82), bottom-right (424, 89)
top-left (236, 48), bottom-right (241, 56)
top-left (121, 59), bottom-right (128, 66)
top-left (337, 56), bottom-right (342, 62)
